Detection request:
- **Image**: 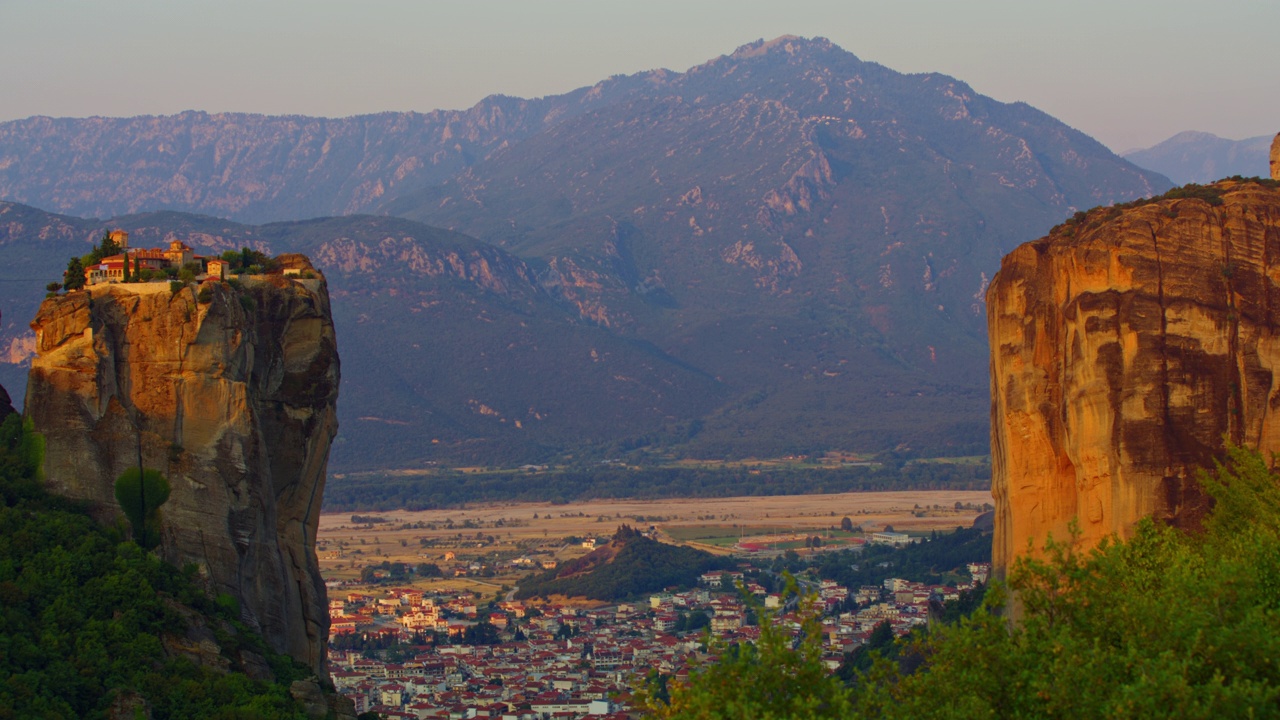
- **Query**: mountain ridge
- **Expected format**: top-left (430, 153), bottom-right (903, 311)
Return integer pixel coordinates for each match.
top-left (0, 37), bottom-right (1172, 471)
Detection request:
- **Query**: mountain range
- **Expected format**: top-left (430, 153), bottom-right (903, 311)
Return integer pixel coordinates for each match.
top-left (0, 36), bottom-right (1172, 473)
top-left (1123, 131), bottom-right (1274, 185)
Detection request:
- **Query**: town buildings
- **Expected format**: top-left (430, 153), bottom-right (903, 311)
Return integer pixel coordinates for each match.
top-left (329, 563), bottom-right (990, 718)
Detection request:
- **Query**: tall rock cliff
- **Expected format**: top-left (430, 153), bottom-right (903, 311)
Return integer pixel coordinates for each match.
top-left (1271, 133), bottom-right (1279, 180)
top-left (988, 180), bottom-right (1280, 576)
top-left (25, 255), bottom-right (339, 675)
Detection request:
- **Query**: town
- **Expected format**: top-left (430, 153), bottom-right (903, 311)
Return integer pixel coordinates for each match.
top-left (326, 546), bottom-right (989, 718)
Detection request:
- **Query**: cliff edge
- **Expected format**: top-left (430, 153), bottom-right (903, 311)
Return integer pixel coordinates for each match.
top-left (25, 254), bottom-right (339, 676)
top-left (988, 179), bottom-right (1280, 576)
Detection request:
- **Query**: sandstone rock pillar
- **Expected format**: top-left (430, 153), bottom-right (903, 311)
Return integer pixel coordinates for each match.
top-left (26, 257), bottom-right (339, 676)
top-left (1271, 132), bottom-right (1279, 180)
top-left (988, 180), bottom-right (1280, 577)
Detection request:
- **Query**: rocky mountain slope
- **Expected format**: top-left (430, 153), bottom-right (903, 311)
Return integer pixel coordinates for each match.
top-left (25, 258), bottom-right (339, 675)
top-left (1123, 131), bottom-right (1275, 185)
top-left (987, 178), bottom-right (1280, 576)
top-left (386, 36), bottom-right (1170, 458)
top-left (0, 75), bottom-right (707, 224)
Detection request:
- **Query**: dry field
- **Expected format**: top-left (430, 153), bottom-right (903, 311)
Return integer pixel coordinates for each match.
top-left (316, 490), bottom-right (993, 590)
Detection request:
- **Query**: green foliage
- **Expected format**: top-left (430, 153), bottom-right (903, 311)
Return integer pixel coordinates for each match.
top-left (812, 525), bottom-right (991, 589)
top-left (461, 621), bottom-right (501, 646)
top-left (62, 256), bottom-right (86, 291)
top-left (78, 232), bottom-right (121, 269)
top-left (0, 415), bottom-right (311, 719)
top-left (853, 445), bottom-right (1280, 718)
top-left (637, 581), bottom-right (851, 719)
top-left (327, 461), bottom-right (990, 511)
top-left (1049, 178), bottom-right (1280, 237)
top-left (113, 466), bottom-right (171, 550)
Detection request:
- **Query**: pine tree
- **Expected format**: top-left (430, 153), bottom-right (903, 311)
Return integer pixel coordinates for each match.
top-left (63, 257), bottom-right (86, 291)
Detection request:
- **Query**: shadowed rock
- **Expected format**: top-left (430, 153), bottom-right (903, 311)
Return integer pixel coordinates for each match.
top-left (25, 256), bottom-right (339, 675)
top-left (0, 310), bottom-right (12, 419)
top-left (988, 180), bottom-right (1280, 577)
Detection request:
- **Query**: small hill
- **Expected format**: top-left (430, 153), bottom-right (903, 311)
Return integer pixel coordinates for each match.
top-left (515, 525), bottom-right (731, 601)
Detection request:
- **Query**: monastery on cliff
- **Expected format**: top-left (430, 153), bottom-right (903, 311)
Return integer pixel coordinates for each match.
top-left (84, 230), bottom-right (227, 285)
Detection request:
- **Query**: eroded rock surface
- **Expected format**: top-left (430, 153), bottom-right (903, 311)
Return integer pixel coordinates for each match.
top-left (25, 255), bottom-right (339, 675)
top-left (989, 180), bottom-right (1280, 576)
top-left (1271, 132), bottom-right (1279, 180)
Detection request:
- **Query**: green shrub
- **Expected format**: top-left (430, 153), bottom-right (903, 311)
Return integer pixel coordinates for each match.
top-left (113, 467), bottom-right (171, 551)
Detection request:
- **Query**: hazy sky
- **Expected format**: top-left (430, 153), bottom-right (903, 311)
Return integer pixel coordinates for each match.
top-left (3, 0), bottom-right (1276, 152)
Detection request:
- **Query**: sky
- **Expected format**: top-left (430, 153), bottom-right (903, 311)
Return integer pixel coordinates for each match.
top-left (2, 0), bottom-right (1276, 153)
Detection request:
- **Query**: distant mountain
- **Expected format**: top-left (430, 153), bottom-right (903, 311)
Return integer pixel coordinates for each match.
top-left (1123, 131), bottom-right (1273, 185)
top-left (0, 89), bottom-right (683, 224)
top-left (0, 36), bottom-right (1172, 469)
top-left (387, 36), bottom-right (1169, 458)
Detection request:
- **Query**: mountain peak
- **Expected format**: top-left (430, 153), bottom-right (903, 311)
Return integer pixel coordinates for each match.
top-left (728, 35), bottom-right (838, 60)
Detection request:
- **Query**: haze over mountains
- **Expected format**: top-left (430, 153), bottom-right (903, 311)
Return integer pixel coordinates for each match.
top-left (1123, 131), bottom-right (1275, 185)
top-left (0, 36), bottom-right (1171, 472)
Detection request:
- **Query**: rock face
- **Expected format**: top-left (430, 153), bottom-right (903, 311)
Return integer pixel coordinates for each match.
top-left (0, 309), bottom-right (12, 419)
top-left (988, 180), bottom-right (1280, 576)
top-left (1271, 133), bottom-right (1280, 180)
top-left (25, 255), bottom-right (339, 675)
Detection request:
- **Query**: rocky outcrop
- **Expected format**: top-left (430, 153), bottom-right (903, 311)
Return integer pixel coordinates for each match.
top-left (25, 255), bottom-right (339, 675)
top-left (1271, 133), bottom-right (1279, 180)
top-left (988, 180), bottom-right (1280, 576)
